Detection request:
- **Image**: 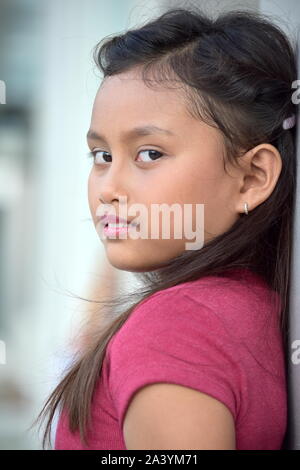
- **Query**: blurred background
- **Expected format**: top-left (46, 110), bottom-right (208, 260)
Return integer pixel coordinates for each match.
top-left (0, 0), bottom-right (299, 450)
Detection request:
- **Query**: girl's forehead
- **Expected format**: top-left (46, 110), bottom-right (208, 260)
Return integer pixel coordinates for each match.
top-left (97, 71), bottom-right (186, 103)
top-left (92, 84), bottom-right (188, 127)
top-left (91, 74), bottom-right (217, 140)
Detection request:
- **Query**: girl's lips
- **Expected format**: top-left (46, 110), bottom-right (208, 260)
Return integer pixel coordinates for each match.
top-left (101, 215), bottom-right (128, 224)
top-left (103, 222), bottom-right (140, 237)
top-left (100, 214), bottom-right (138, 225)
top-left (103, 221), bottom-right (139, 227)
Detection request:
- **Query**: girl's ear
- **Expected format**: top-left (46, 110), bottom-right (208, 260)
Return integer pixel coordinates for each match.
top-left (234, 143), bottom-right (283, 214)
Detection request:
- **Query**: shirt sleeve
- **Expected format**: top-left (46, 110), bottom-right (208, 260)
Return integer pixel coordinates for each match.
top-left (108, 287), bottom-right (243, 431)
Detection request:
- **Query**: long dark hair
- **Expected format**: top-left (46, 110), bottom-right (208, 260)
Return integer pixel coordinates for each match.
top-left (30, 6), bottom-right (298, 449)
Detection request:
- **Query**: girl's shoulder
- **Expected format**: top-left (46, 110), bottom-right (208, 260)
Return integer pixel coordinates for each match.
top-left (135, 267), bottom-right (278, 322)
top-left (110, 267), bottom-right (281, 351)
top-left (106, 267), bottom-right (285, 433)
top-left (135, 267), bottom-right (273, 304)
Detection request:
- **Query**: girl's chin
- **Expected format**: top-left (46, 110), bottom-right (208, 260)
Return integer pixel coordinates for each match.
top-left (103, 250), bottom-right (158, 273)
top-left (105, 254), bottom-right (172, 273)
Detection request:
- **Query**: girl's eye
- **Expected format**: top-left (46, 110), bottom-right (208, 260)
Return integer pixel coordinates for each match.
top-left (88, 150), bottom-right (112, 163)
top-left (136, 149), bottom-right (164, 162)
top-left (87, 149), bottom-right (164, 164)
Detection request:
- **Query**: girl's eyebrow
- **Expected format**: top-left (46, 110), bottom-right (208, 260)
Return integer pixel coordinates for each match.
top-left (86, 125), bottom-right (176, 143)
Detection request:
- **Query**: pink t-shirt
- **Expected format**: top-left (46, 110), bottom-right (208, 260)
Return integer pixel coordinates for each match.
top-left (54, 268), bottom-right (287, 450)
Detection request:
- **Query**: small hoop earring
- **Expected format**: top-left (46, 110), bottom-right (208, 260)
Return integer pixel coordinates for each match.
top-left (244, 202), bottom-right (249, 215)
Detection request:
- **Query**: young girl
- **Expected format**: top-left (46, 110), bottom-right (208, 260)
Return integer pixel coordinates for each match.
top-left (32, 6), bottom-right (297, 450)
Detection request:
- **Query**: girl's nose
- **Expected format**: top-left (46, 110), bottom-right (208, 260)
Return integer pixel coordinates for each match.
top-left (97, 166), bottom-right (129, 205)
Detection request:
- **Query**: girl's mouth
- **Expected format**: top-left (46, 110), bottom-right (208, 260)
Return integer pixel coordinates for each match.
top-left (103, 222), bottom-right (139, 237)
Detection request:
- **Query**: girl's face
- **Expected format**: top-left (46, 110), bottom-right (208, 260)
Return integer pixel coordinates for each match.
top-left (87, 68), bottom-right (240, 272)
